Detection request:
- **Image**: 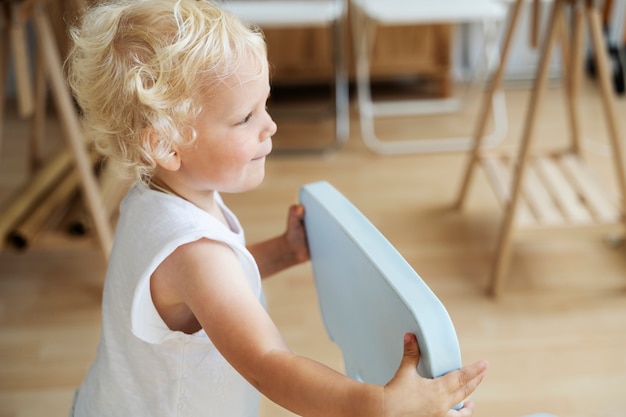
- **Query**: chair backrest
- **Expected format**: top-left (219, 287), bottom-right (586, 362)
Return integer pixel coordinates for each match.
top-left (300, 181), bottom-right (462, 386)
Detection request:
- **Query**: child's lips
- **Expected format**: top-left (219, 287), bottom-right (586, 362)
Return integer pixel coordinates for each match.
top-left (252, 141), bottom-right (272, 161)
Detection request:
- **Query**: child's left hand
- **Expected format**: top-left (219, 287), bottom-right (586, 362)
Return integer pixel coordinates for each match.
top-left (247, 204), bottom-right (310, 278)
top-left (284, 204), bottom-right (310, 265)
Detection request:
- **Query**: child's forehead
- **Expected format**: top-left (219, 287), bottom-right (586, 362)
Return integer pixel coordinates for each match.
top-left (198, 58), bottom-right (269, 108)
top-left (205, 54), bottom-right (269, 90)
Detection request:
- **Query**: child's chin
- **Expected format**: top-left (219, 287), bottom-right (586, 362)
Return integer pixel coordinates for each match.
top-left (241, 172), bottom-right (266, 192)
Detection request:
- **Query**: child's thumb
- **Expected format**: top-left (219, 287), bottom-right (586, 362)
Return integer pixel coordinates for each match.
top-left (400, 333), bottom-right (420, 370)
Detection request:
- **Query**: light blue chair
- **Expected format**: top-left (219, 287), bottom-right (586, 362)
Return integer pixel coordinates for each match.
top-left (300, 181), bottom-right (464, 408)
top-left (300, 181), bottom-right (559, 416)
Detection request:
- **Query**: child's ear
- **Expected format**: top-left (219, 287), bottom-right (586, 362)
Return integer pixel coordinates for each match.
top-left (157, 150), bottom-right (181, 172)
top-left (143, 127), bottom-right (181, 172)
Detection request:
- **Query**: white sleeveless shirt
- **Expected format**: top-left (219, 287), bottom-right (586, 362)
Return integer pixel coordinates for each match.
top-left (73, 183), bottom-right (262, 417)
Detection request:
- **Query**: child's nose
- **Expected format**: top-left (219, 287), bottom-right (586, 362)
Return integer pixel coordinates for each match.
top-left (266, 115), bottom-right (277, 138)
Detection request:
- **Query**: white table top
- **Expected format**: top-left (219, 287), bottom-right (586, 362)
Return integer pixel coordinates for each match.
top-left (220, 1), bottom-right (343, 27)
top-left (353, 0), bottom-right (507, 24)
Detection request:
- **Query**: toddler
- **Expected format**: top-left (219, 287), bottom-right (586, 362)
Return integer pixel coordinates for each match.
top-left (66, 1), bottom-right (487, 416)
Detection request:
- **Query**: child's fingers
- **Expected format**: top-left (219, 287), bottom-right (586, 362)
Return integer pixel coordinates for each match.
top-left (442, 360), bottom-right (488, 407)
top-left (450, 400), bottom-right (475, 417)
top-left (286, 204), bottom-right (310, 263)
top-left (289, 204), bottom-right (305, 220)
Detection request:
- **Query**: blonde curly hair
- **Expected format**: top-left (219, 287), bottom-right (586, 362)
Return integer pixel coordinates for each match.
top-left (67, 0), bottom-right (267, 185)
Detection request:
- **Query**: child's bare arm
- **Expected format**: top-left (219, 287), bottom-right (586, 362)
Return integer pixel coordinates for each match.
top-left (247, 204), bottom-right (309, 278)
top-left (154, 238), bottom-right (487, 417)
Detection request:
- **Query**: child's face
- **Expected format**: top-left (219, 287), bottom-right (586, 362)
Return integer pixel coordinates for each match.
top-left (175, 56), bottom-right (276, 195)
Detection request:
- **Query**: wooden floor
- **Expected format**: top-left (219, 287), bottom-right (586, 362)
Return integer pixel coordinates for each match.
top-left (1, 78), bottom-right (626, 417)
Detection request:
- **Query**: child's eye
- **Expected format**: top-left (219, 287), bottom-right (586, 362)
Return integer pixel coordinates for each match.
top-left (237, 113), bottom-right (252, 125)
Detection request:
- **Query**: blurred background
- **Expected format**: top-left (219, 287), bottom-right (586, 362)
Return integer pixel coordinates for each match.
top-left (1, 1), bottom-right (625, 416)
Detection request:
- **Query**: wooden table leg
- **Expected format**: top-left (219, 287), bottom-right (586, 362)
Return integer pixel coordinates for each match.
top-left (585, 0), bottom-right (626, 233)
top-left (9, 3), bottom-right (34, 119)
top-left (0, 5), bottom-right (9, 157)
top-left (489, 0), bottom-right (565, 296)
top-left (455, 0), bottom-right (525, 209)
top-left (32, 4), bottom-right (113, 258)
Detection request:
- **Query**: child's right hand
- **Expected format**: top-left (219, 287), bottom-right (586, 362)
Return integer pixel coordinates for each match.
top-left (383, 333), bottom-right (488, 417)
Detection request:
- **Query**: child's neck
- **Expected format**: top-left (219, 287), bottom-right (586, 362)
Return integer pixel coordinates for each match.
top-left (148, 177), bottom-right (228, 228)
top-left (148, 177), bottom-right (181, 198)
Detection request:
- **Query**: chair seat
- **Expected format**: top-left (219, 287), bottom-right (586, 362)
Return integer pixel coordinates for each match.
top-left (354, 0), bottom-right (507, 24)
top-left (220, 1), bottom-right (342, 27)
